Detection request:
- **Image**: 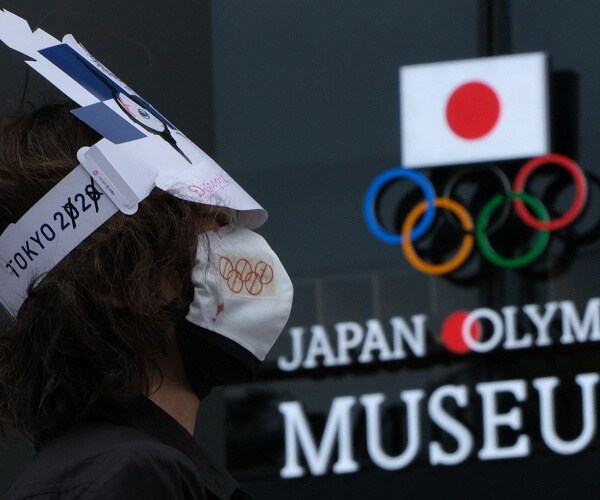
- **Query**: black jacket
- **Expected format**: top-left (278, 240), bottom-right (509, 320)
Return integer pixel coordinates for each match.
top-left (5, 397), bottom-right (252, 500)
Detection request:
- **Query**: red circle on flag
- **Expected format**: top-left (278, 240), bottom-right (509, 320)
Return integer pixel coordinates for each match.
top-left (441, 310), bottom-right (481, 354)
top-left (445, 81), bottom-right (500, 140)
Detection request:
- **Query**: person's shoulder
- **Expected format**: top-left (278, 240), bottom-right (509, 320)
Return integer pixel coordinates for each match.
top-left (84, 439), bottom-right (207, 499)
top-left (5, 421), bottom-right (207, 500)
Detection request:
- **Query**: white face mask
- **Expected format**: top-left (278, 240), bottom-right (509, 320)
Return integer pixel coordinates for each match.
top-left (175, 224), bottom-right (294, 396)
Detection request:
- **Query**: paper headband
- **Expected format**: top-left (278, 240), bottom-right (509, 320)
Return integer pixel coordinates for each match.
top-left (0, 10), bottom-right (267, 317)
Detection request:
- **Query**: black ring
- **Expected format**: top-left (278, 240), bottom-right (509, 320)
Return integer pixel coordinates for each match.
top-left (442, 164), bottom-right (512, 235)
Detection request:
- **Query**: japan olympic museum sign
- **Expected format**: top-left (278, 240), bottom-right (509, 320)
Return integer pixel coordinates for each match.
top-left (277, 296), bottom-right (600, 477)
top-left (272, 53), bottom-right (599, 479)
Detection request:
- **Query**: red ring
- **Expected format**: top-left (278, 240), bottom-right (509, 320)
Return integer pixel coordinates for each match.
top-left (512, 153), bottom-right (587, 231)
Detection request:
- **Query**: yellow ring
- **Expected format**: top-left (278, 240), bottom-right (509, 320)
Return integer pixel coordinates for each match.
top-left (401, 198), bottom-right (474, 275)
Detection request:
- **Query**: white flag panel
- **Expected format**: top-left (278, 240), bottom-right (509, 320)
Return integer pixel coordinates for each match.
top-left (400, 52), bottom-right (550, 168)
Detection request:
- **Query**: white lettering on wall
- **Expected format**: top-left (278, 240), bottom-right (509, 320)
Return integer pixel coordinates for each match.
top-left (335, 322), bottom-right (364, 365)
top-left (278, 372), bottom-right (600, 478)
top-left (428, 385), bottom-right (473, 466)
top-left (357, 320), bottom-right (394, 363)
top-left (534, 373), bottom-right (599, 454)
top-left (390, 314), bottom-right (427, 358)
top-left (502, 305), bottom-right (533, 350)
top-left (278, 397), bottom-right (358, 478)
top-left (463, 308), bottom-right (504, 353)
top-left (522, 301), bottom-right (558, 347)
top-left (302, 326), bottom-right (337, 369)
top-left (360, 390), bottom-right (424, 470)
top-left (277, 327), bottom-right (305, 371)
top-left (559, 299), bottom-right (600, 344)
top-left (277, 314), bottom-right (427, 372)
top-left (476, 379), bottom-right (530, 460)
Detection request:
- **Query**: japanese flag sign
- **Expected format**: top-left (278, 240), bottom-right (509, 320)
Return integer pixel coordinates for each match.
top-left (400, 52), bottom-right (550, 168)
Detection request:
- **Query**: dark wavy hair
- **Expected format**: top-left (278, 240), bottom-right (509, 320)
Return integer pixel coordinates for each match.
top-left (0, 102), bottom-right (222, 445)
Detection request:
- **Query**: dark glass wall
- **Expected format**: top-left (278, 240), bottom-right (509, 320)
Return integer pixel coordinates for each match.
top-left (211, 1), bottom-right (600, 498)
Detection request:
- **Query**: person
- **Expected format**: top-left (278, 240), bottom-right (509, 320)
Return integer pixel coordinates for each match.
top-left (0, 101), bottom-right (292, 499)
top-left (0, 12), bottom-right (293, 498)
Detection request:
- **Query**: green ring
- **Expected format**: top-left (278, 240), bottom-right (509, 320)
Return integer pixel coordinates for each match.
top-left (476, 192), bottom-right (549, 268)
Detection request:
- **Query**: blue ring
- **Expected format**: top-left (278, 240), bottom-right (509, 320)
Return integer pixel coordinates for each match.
top-left (363, 168), bottom-right (436, 245)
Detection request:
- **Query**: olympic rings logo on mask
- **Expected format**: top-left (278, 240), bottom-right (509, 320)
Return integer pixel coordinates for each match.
top-left (219, 256), bottom-right (275, 295)
top-left (363, 153), bottom-right (588, 275)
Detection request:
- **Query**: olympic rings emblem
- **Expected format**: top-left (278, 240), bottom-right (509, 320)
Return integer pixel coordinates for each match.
top-left (218, 256), bottom-right (275, 295)
top-left (363, 153), bottom-right (588, 275)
